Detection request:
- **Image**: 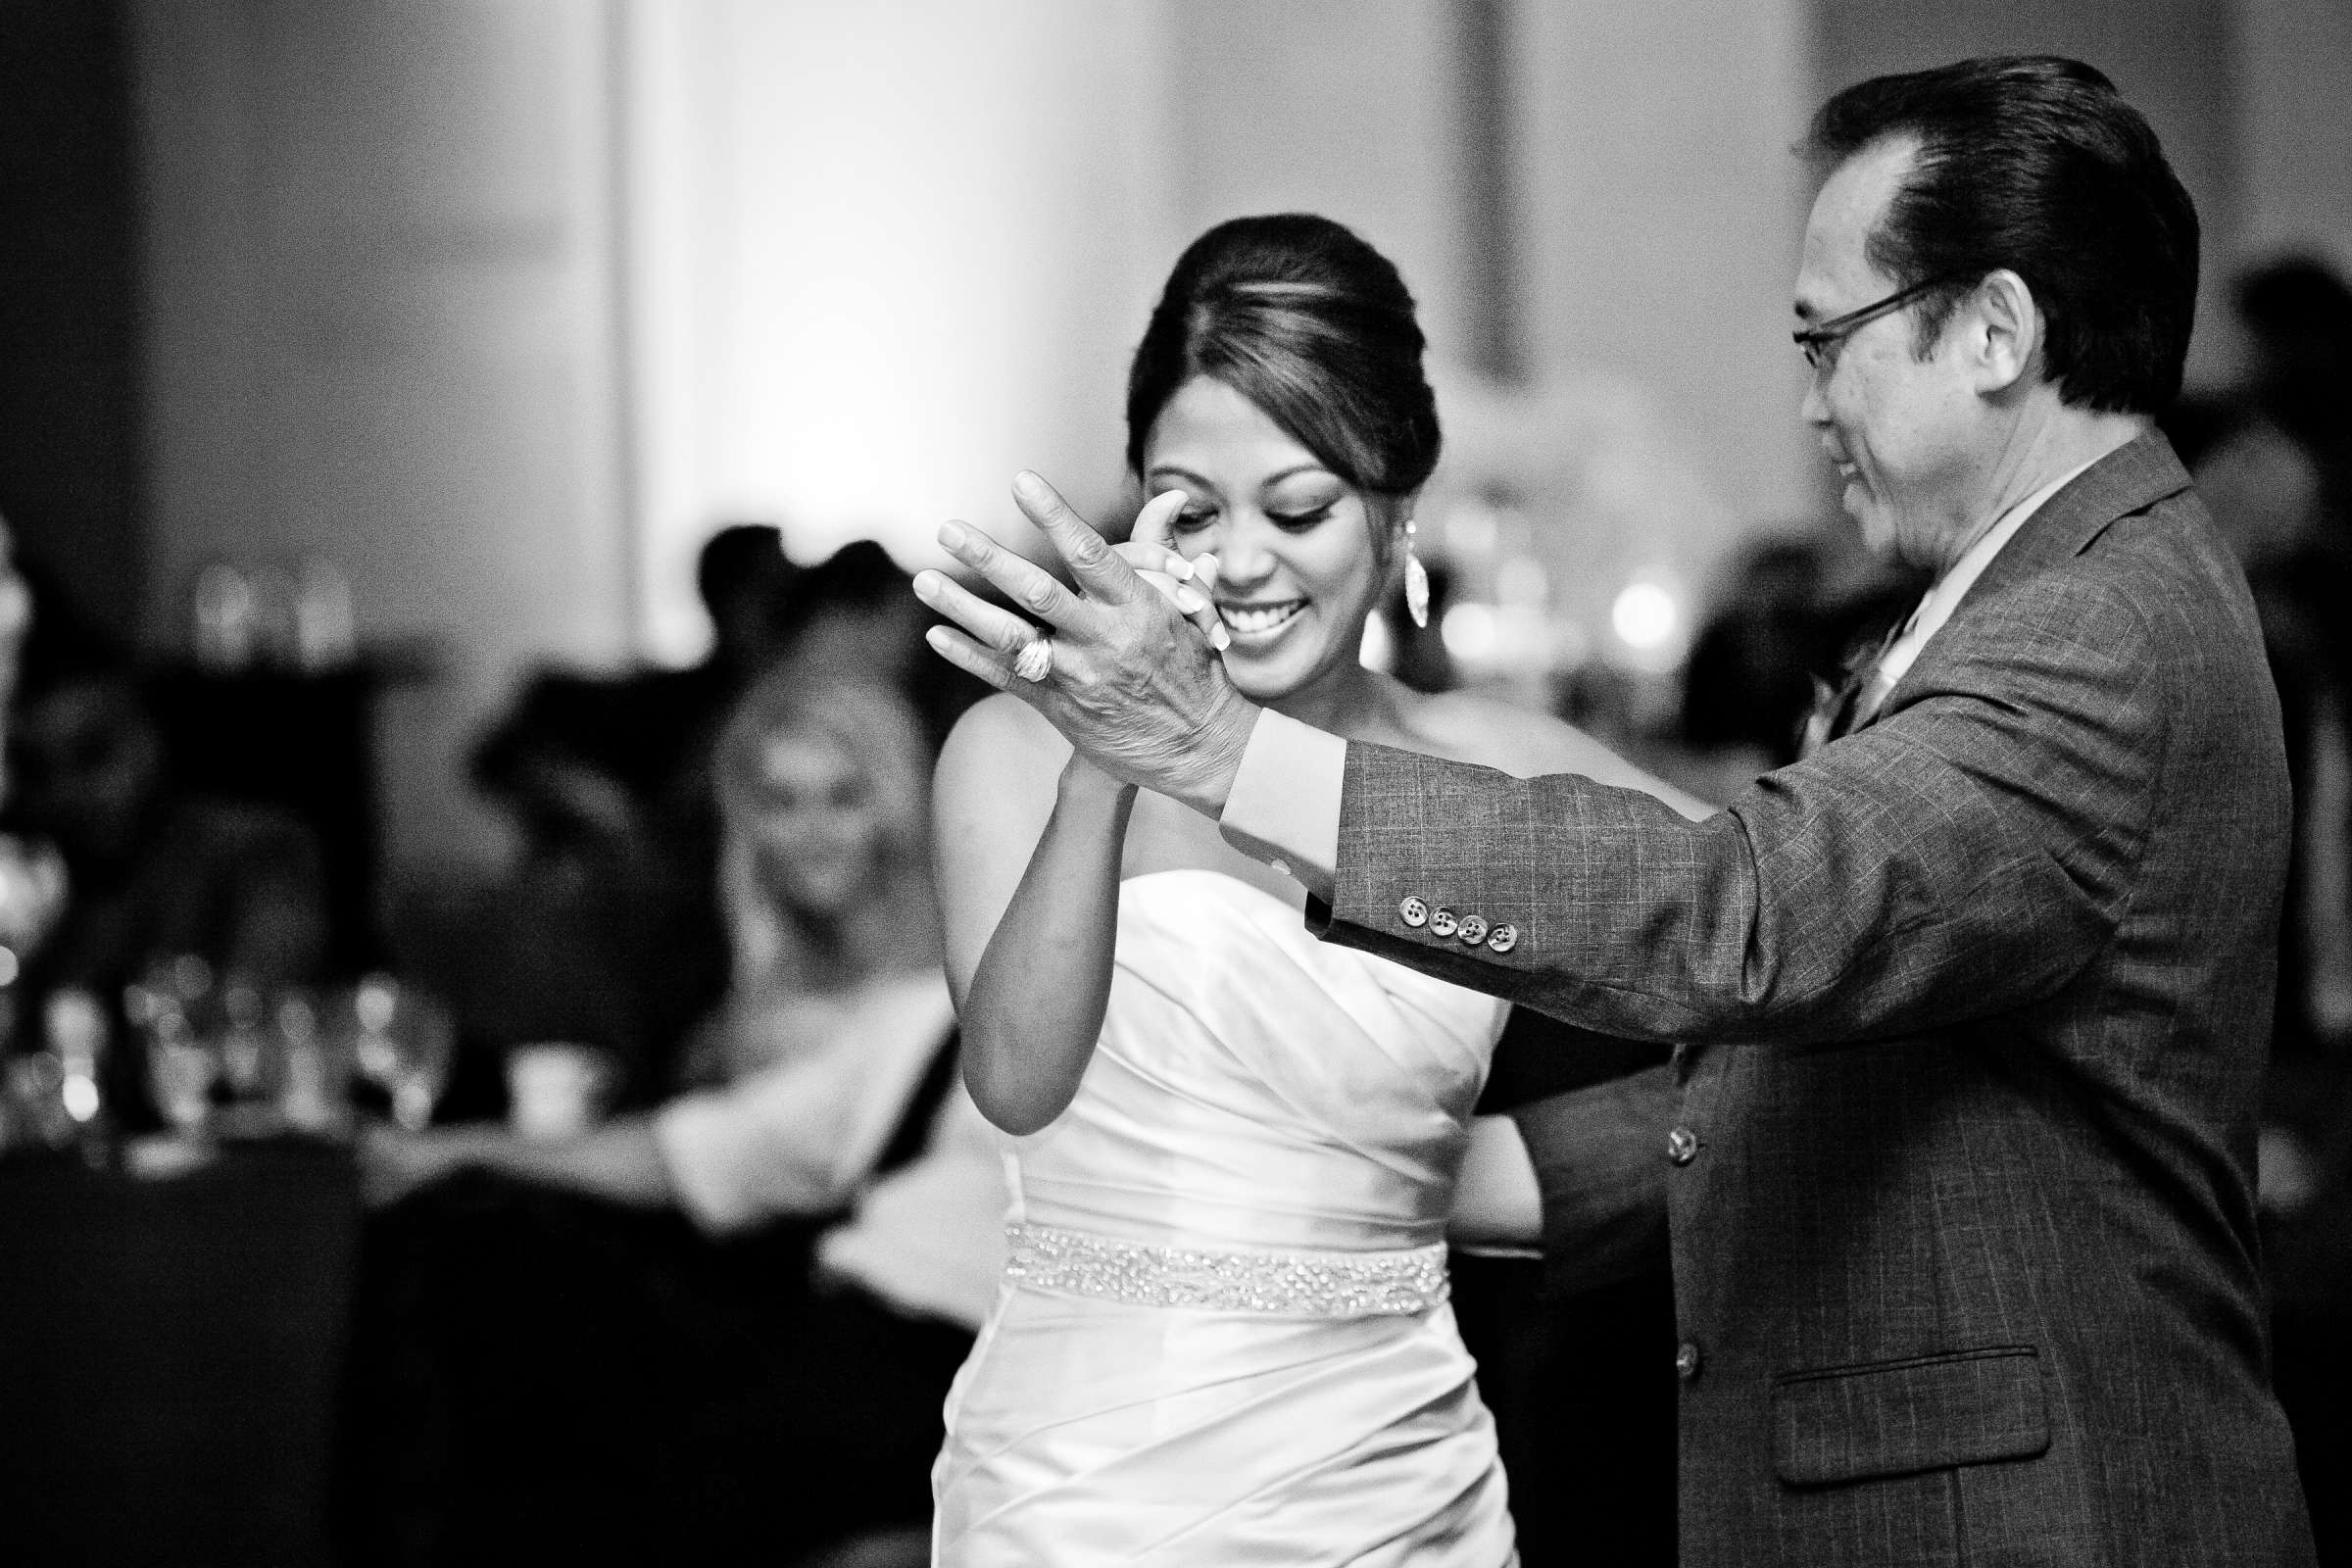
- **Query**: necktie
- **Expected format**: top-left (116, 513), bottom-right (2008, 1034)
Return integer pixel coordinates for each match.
top-left (1848, 597), bottom-right (1927, 730)
top-left (1798, 613), bottom-right (1909, 760)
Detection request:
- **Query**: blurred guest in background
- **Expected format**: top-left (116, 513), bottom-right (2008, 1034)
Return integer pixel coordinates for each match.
top-left (634, 536), bottom-right (938, 878)
top-left (2191, 261), bottom-right (2352, 1051)
top-left (619, 520), bottom-right (806, 840)
top-left (425, 660), bottom-right (722, 1106)
top-left (695, 520), bottom-right (801, 691)
top-left (416, 531), bottom-right (982, 1111)
top-left (771, 537), bottom-right (989, 756)
top-left (1680, 537), bottom-right (1832, 769)
top-left (0, 514), bottom-right (64, 976)
top-left (472, 522), bottom-right (800, 834)
top-left (343, 673), bottom-right (999, 1566)
top-left (1674, 534), bottom-right (1922, 804)
top-left (2189, 257), bottom-right (2352, 1566)
top-left (406, 523), bottom-right (799, 1109)
top-left (8, 656), bottom-right (328, 1005)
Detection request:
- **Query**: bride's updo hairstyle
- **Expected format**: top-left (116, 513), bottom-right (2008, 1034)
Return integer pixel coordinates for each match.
top-left (1125, 215), bottom-right (1441, 512)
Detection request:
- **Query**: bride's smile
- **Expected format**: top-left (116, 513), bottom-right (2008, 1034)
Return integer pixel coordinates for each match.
top-left (1216, 597), bottom-right (1306, 639)
top-left (1144, 374), bottom-right (1402, 714)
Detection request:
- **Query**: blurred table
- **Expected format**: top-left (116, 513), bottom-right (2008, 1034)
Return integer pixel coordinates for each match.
top-left (0, 1139), bottom-right (360, 1567)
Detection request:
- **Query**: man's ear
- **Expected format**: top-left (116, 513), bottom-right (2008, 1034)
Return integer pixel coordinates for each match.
top-left (1969, 269), bottom-right (2041, 394)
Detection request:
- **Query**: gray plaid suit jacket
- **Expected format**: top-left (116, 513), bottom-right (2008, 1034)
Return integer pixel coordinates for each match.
top-left (1316, 434), bottom-right (2316, 1566)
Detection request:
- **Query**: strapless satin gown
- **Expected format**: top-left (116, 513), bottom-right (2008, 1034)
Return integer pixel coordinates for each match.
top-left (933, 869), bottom-right (1518, 1566)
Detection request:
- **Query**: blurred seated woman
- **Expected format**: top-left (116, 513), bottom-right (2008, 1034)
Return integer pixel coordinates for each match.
top-left (341, 673), bottom-right (1003, 1567)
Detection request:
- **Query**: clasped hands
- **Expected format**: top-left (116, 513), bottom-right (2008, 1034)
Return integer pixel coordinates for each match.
top-left (914, 471), bottom-right (1262, 818)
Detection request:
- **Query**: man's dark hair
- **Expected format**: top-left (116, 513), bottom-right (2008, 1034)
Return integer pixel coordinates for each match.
top-left (1808, 56), bottom-right (2199, 414)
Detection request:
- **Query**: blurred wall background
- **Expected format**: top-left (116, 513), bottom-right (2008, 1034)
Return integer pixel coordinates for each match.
top-left (129, 1), bottom-right (631, 865)
top-left (0, 0), bottom-right (2341, 868)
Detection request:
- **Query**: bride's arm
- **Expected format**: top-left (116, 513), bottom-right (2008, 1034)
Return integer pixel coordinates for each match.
top-left (1448, 1114), bottom-right (1544, 1249)
top-left (935, 694), bottom-right (1136, 1135)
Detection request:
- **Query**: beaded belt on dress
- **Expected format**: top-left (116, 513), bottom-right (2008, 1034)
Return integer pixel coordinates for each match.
top-left (1002, 1220), bottom-right (1449, 1318)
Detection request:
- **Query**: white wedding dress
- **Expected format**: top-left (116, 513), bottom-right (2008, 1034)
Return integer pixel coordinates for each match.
top-left (933, 868), bottom-right (1518, 1566)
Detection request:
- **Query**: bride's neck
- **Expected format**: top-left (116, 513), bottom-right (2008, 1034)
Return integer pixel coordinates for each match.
top-left (1269, 661), bottom-right (1406, 746)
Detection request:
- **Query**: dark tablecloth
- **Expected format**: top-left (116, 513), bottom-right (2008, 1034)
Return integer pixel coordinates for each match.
top-left (0, 1139), bottom-right (360, 1568)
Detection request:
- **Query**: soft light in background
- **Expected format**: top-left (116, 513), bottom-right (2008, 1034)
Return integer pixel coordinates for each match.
top-left (30, 0), bottom-right (2350, 866)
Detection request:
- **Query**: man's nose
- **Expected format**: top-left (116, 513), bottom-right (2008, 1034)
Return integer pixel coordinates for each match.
top-left (1799, 373), bottom-right (1830, 427)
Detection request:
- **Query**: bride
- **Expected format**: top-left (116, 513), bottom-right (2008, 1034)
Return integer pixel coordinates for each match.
top-left (926, 214), bottom-right (1700, 1565)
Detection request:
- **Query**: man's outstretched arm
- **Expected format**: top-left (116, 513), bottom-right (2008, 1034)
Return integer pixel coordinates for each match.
top-left (1304, 571), bottom-right (2160, 1047)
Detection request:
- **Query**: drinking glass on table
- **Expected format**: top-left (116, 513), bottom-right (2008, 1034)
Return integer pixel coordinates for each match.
top-left (347, 974), bottom-right (454, 1133)
top-left (273, 991), bottom-right (351, 1134)
top-left (207, 979), bottom-right (293, 1138)
top-left (127, 955), bottom-right (220, 1139)
top-left (145, 1012), bottom-right (219, 1140)
top-left (5, 1051), bottom-right (76, 1152)
top-left (217, 981), bottom-right (273, 1099)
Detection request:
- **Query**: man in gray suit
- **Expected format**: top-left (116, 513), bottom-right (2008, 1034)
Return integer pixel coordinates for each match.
top-left (918, 56), bottom-right (2315, 1567)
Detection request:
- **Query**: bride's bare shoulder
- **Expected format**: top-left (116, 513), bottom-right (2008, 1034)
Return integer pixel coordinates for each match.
top-left (1397, 687), bottom-right (1705, 812)
top-left (1397, 689), bottom-right (1603, 776)
top-left (937, 692), bottom-right (1069, 802)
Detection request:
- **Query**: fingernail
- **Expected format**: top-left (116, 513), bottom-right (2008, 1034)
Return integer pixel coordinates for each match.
top-left (1193, 553), bottom-right (1219, 581)
top-left (1209, 623), bottom-right (1232, 651)
top-left (911, 570), bottom-right (941, 599)
top-left (1164, 556), bottom-right (1194, 581)
top-left (939, 520), bottom-right (967, 550)
top-left (1174, 586), bottom-right (1207, 614)
top-left (1013, 470), bottom-right (1050, 502)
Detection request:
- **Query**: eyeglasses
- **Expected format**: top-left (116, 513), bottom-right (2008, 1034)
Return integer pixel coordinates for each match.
top-left (1792, 278), bottom-right (1952, 372)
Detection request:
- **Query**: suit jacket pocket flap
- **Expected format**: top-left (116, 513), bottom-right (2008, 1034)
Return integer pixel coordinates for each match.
top-left (1773, 1346), bottom-right (2049, 1487)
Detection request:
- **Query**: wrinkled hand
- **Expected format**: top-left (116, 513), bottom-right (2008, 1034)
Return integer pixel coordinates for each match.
top-left (1108, 510), bottom-right (1230, 655)
top-left (915, 473), bottom-right (1261, 816)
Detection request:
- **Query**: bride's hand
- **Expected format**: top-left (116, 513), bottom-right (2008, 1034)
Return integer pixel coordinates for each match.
top-left (1114, 490), bottom-right (1228, 651)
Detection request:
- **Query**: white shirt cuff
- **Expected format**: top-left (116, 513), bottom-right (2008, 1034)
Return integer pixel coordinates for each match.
top-left (1217, 708), bottom-right (1346, 903)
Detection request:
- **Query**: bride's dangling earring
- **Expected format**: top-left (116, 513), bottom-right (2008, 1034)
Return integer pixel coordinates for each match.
top-left (1402, 518), bottom-right (1431, 629)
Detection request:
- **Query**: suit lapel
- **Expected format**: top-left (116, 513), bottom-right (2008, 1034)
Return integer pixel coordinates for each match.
top-left (1801, 618), bottom-right (1901, 758)
top-left (1955, 430), bottom-right (2190, 612)
top-left (1842, 430), bottom-right (2192, 740)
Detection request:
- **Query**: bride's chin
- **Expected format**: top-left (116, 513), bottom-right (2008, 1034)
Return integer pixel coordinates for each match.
top-left (1223, 649), bottom-right (1340, 707)
top-left (1224, 665), bottom-right (1300, 705)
